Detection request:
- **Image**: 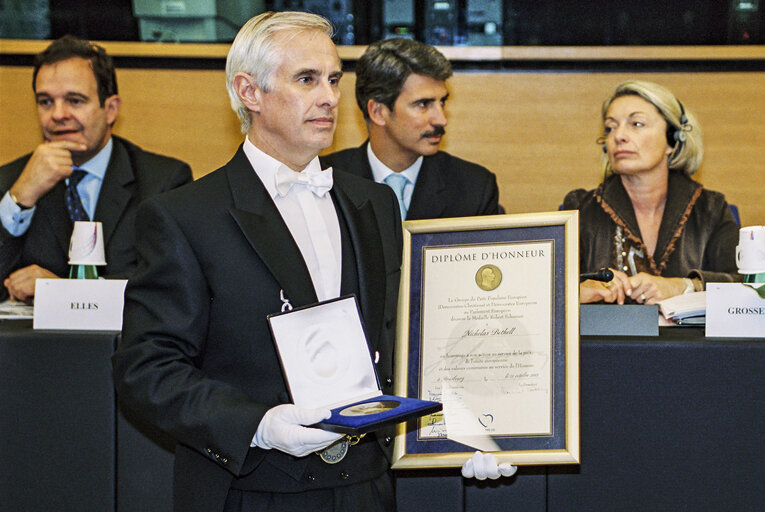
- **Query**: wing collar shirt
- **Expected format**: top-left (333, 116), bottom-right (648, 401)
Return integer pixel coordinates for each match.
top-left (1, 137), bottom-right (112, 236)
top-left (243, 137), bottom-right (341, 302)
top-left (366, 141), bottom-right (422, 213)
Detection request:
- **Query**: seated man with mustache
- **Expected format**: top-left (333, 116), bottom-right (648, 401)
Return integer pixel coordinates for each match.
top-left (321, 38), bottom-right (500, 221)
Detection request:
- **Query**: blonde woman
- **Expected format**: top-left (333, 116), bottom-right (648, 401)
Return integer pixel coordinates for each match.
top-left (564, 80), bottom-right (740, 305)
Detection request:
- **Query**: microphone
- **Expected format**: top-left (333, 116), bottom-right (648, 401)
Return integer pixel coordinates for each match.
top-left (580, 268), bottom-right (614, 282)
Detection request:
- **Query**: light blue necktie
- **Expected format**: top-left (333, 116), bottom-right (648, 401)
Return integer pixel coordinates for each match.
top-left (383, 173), bottom-right (408, 221)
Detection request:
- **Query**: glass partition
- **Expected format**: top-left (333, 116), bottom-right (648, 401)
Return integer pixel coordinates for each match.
top-left (0, 0), bottom-right (761, 45)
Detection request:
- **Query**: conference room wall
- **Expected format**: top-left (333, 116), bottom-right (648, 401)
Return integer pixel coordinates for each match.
top-left (1, 65), bottom-right (763, 225)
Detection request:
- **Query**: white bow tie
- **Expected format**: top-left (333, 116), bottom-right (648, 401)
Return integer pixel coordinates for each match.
top-left (275, 166), bottom-right (333, 198)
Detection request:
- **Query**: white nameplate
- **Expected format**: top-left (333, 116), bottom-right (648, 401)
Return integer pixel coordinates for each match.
top-left (706, 283), bottom-right (765, 338)
top-left (33, 278), bottom-right (128, 331)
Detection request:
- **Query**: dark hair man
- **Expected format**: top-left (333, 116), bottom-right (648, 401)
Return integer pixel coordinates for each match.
top-left (321, 37), bottom-right (500, 221)
top-left (0, 35), bottom-right (192, 301)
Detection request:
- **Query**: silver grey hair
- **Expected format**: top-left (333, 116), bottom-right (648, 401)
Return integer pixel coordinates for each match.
top-left (225, 11), bottom-right (334, 134)
top-left (600, 80), bottom-right (703, 176)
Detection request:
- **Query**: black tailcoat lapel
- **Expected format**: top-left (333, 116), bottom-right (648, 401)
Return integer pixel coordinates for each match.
top-left (332, 176), bottom-right (387, 350)
top-left (224, 148), bottom-right (317, 307)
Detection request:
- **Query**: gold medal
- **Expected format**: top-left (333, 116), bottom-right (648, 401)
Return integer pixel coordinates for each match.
top-left (475, 264), bottom-right (502, 291)
top-left (339, 400), bottom-right (399, 416)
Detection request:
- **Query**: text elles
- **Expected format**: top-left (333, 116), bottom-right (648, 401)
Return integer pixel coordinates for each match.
top-left (71, 302), bottom-right (99, 310)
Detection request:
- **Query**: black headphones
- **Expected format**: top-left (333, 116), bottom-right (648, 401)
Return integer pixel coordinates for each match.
top-left (667, 100), bottom-right (689, 161)
top-left (597, 99), bottom-right (689, 158)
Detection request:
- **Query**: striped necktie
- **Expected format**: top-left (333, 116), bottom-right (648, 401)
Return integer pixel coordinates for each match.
top-left (65, 169), bottom-right (89, 222)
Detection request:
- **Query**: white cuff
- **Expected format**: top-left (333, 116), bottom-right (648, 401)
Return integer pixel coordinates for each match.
top-left (0, 191), bottom-right (35, 237)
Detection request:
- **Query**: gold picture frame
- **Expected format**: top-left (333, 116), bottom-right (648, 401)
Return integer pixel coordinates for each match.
top-left (391, 211), bottom-right (580, 469)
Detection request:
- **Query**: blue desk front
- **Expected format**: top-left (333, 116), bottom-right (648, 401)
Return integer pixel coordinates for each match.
top-left (397, 328), bottom-right (765, 512)
top-left (1, 321), bottom-right (762, 511)
top-left (0, 320), bottom-right (173, 512)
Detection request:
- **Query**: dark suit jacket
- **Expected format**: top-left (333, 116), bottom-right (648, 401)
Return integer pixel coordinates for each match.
top-left (320, 143), bottom-right (500, 219)
top-left (0, 135), bottom-right (192, 299)
top-left (112, 146), bottom-right (402, 512)
top-left (563, 172), bottom-right (740, 286)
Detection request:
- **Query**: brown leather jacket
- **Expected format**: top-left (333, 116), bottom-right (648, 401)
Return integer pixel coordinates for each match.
top-left (563, 171), bottom-right (741, 287)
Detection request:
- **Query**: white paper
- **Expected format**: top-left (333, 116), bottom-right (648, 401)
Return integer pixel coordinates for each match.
top-left (33, 278), bottom-right (127, 330)
top-left (0, 299), bottom-right (34, 319)
top-left (442, 381), bottom-right (502, 452)
top-left (419, 241), bottom-right (554, 439)
top-left (658, 291), bottom-right (707, 319)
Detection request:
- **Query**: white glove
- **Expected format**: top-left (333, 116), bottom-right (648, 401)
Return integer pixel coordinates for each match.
top-left (253, 404), bottom-right (343, 457)
top-left (461, 451), bottom-right (517, 480)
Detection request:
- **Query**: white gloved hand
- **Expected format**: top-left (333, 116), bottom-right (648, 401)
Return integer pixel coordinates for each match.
top-left (253, 404), bottom-right (343, 457)
top-left (461, 451), bottom-right (518, 480)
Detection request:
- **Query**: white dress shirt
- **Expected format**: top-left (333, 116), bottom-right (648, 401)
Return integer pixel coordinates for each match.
top-left (243, 137), bottom-right (341, 302)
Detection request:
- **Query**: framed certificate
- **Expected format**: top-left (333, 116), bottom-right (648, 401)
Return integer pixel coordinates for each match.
top-left (391, 211), bottom-right (580, 468)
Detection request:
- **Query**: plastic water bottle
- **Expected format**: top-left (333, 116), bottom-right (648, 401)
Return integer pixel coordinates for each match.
top-left (69, 264), bottom-right (99, 279)
top-left (743, 272), bottom-right (765, 284)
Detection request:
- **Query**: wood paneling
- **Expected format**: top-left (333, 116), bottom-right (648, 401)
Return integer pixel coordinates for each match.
top-left (1, 63), bottom-right (763, 225)
top-left (3, 39), bottom-right (765, 61)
